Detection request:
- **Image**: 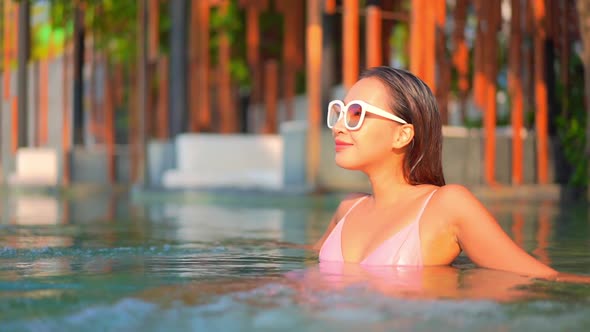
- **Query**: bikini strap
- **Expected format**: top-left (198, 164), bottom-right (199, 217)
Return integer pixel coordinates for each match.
top-left (341, 195), bottom-right (369, 219)
top-left (415, 189), bottom-right (438, 222)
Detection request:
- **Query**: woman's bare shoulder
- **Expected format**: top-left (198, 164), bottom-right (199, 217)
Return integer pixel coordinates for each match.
top-left (334, 192), bottom-right (370, 220)
top-left (432, 184), bottom-right (477, 205)
top-left (429, 184), bottom-right (483, 219)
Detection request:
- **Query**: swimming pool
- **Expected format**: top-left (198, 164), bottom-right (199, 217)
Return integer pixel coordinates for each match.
top-left (1, 190), bottom-right (589, 331)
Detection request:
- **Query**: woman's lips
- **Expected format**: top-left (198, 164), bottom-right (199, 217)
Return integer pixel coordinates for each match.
top-left (334, 140), bottom-right (353, 152)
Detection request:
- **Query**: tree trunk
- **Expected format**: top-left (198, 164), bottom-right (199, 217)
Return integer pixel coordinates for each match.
top-left (577, 0), bottom-right (590, 201)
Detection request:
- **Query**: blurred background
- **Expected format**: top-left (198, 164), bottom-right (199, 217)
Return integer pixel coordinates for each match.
top-left (2, 3), bottom-right (590, 328)
top-left (0, 0), bottom-right (588, 201)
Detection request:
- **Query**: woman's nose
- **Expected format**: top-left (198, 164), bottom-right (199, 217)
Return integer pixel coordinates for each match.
top-left (332, 113), bottom-right (346, 133)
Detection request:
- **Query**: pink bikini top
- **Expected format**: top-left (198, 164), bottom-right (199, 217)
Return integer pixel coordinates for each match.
top-left (319, 190), bottom-right (438, 266)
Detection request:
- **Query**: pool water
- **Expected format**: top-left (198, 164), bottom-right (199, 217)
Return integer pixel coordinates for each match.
top-left (1, 190), bottom-right (589, 331)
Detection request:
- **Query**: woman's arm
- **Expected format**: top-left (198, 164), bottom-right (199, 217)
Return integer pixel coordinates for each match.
top-left (440, 185), bottom-right (558, 278)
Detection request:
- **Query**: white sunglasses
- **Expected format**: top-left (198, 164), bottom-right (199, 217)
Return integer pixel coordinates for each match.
top-left (327, 100), bottom-right (408, 130)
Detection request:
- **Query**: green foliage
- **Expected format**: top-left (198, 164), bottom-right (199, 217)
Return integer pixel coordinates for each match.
top-left (48, 0), bottom-right (138, 64)
top-left (555, 55), bottom-right (588, 187)
top-left (389, 24), bottom-right (409, 68)
top-left (210, 0), bottom-right (250, 87)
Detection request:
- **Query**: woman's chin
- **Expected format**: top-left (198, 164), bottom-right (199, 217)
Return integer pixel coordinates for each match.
top-left (335, 155), bottom-right (361, 170)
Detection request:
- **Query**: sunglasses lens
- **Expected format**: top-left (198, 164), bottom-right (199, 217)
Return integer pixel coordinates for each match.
top-left (346, 103), bottom-right (363, 128)
top-left (328, 103), bottom-right (342, 127)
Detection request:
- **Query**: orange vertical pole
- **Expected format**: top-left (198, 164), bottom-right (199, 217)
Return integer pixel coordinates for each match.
top-left (366, 1), bottom-right (382, 68)
top-left (3, 0), bottom-right (13, 99)
top-left (473, 0), bottom-right (486, 112)
top-left (196, 0), bottom-right (211, 131)
top-left (11, 97), bottom-right (18, 154)
top-left (263, 60), bottom-right (278, 134)
top-left (245, 3), bottom-right (260, 114)
top-left (147, 0), bottom-right (159, 140)
top-left (113, 64), bottom-right (124, 107)
top-left (148, 0), bottom-right (159, 62)
top-left (128, 71), bottom-right (138, 182)
top-left (306, 0), bottom-right (322, 188)
top-left (452, 0), bottom-right (469, 122)
top-left (522, 2), bottom-right (534, 117)
top-left (10, 1), bottom-right (19, 154)
top-left (423, 0), bottom-right (436, 92)
top-left (533, 0), bottom-right (548, 184)
top-left (343, 0), bottom-right (359, 88)
top-left (218, 2), bottom-right (235, 133)
top-left (156, 56), bottom-right (169, 139)
top-left (484, 1), bottom-right (501, 185)
top-left (62, 40), bottom-right (73, 185)
top-left (188, 0), bottom-right (199, 132)
top-left (293, 1), bottom-right (304, 70)
top-left (325, 0), bottom-right (337, 14)
top-left (435, 0), bottom-right (448, 123)
top-left (39, 58), bottom-right (49, 146)
top-left (277, 0), bottom-right (297, 121)
top-left (410, 0), bottom-right (425, 82)
top-left (510, 0), bottom-right (524, 185)
top-left (104, 66), bottom-right (115, 183)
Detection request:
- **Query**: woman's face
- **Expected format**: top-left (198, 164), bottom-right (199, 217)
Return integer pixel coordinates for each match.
top-left (332, 77), bottom-right (405, 171)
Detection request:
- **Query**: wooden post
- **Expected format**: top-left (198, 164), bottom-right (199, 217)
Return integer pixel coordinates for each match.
top-left (135, 0), bottom-right (148, 185)
top-left (147, 0), bottom-right (159, 140)
top-left (39, 58), bottom-right (49, 146)
top-left (410, 0), bottom-right (435, 89)
top-left (473, 1), bottom-right (486, 113)
top-left (62, 41), bottom-right (73, 185)
top-left (423, 0), bottom-right (436, 92)
top-left (148, 0), bottom-right (159, 63)
top-left (276, 0), bottom-right (299, 121)
top-left (325, 0), bottom-right (336, 14)
top-left (533, 0), bottom-right (549, 184)
top-left (245, 2), bottom-right (261, 118)
top-left (3, 0), bottom-right (15, 100)
top-left (240, 0), bottom-right (269, 126)
top-left (343, 0), bottom-right (359, 88)
top-left (366, 1), bottom-right (382, 68)
top-left (11, 96), bottom-right (18, 154)
top-left (156, 56), bottom-right (169, 139)
top-left (195, 0), bottom-right (211, 131)
top-left (509, 0), bottom-right (524, 185)
top-left (263, 60), bottom-right (278, 134)
top-left (410, 0), bottom-right (425, 78)
top-left (306, 0), bottom-right (322, 189)
top-left (105, 65), bottom-right (115, 183)
top-left (10, 1), bottom-right (19, 153)
top-left (217, 1), bottom-right (236, 133)
top-left (17, 0), bottom-right (30, 148)
top-left (483, 1), bottom-right (501, 185)
top-left (452, 0), bottom-right (469, 122)
top-left (435, 0), bottom-right (449, 123)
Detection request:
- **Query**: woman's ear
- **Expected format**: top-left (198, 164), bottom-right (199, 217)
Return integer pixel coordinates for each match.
top-left (392, 124), bottom-right (414, 149)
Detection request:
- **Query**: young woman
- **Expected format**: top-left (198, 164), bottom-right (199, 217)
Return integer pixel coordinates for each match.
top-left (314, 66), bottom-right (588, 283)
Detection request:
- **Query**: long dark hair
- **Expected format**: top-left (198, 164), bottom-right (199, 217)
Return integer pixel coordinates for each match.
top-left (360, 66), bottom-right (445, 186)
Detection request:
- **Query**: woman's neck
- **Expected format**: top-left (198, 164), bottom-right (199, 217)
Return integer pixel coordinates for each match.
top-left (366, 167), bottom-right (414, 208)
